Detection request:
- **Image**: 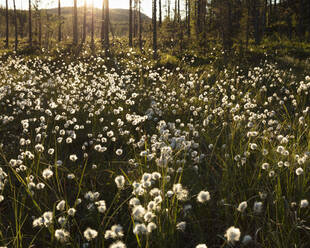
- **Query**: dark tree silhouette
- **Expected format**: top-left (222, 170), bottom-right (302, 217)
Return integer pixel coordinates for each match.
top-left (167, 0), bottom-right (171, 21)
top-left (159, 0), bottom-right (162, 27)
top-left (186, 0), bottom-right (190, 38)
top-left (13, 0), bottom-right (18, 51)
top-left (138, 0), bottom-right (142, 50)
top-left (152, 0), bottom-right (157, 58)
top-left (91, 0), bottom-right (94, 49)
top-left (73, 0), bottom-right (78, 45)
top-left (58, 0), bottom-right (61, 42)
top-left (101, 0), bottom-right (105, 47)
top-left (82, 0), bottom-right (87, 44)
top-left (129, 0), bottom-right (133, 47)
top-left (104, 0), bottom-right (110, 51)
top-left (29, 0), bottom-right (32, 47)
top-left (5, 0), bottom-right (9, 48)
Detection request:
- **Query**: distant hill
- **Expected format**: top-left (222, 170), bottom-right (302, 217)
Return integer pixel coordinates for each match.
top-left (47, 7), bottom-right (151, 24)
top-left (47, 7), bottom-right (151, 37)
top-left (0, 7), bottom-right (151, 39)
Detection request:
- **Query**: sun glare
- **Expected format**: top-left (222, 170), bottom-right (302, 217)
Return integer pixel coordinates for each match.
top-left (81, 0), bottom-right (129, 10)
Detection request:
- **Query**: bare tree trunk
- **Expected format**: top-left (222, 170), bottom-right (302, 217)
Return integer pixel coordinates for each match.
top-left (196, 0), bottom-right (199, 38)
top-left (104, 0), bottom-right (110, 51)
top-left (186, 0), bottom-right (188, 27)
top-left (274, 0), bottom-right (277, 23)
top-left (82, 0), bottom-right (87, 43)
top-left (177, 0), bottom-right (180, 22)
top-left (174, 0), bottom-right (177, 22)
top-left (29, 0), bottom-right (32, 47)
top-left (91, 0), bottom-right (94, 49)
top-left (58, 0), bottom-right (61, 42)
top-left (168, 0), bottom-right (171, 21)
top-left (202, 0), bottom-right (206, 50)
top-left (73, 0), bottom-right (78, 45)
top-left (39, 10), bottom-right (42, 46)
top-left (153, 0), bottom-right (157, 58)
top-left (129, 0), bottom-right (133, 46)
top-left (13, 0), bottom-right (18, 51)
top-left (187, 0), bottom-right (191, 38)
top-left (221, 0), bottom-right (233, 51)
top-left (179, 0), bottom-right (184, 51)
top-left (159, 0), bottom-right (162, 27)
top-left (298, 0), bottom-right (304, 39)
top-left (45, 13), bottom-right (50, 49)
top-left (268, 0), bottom-right (272, 26)
top-left (133, 0), bottom-right (138, 38)
top-left (101, 0), bottom-right (105, 47)
top-left (138, 0), bottom-right (142, 50)
top-left (246, 1), bottom-right (250, 50)
top-left (5, 0), bottom-right (9, 48)
top-left (262, 0), bottom-right (267, 38)
top-left (35, 11), bottom-right (38, 43)
top-left (253, 0), bottom-right (262, 45)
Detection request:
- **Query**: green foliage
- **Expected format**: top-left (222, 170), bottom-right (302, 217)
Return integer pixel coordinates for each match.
top-left (159, 53), bottom-right (179, 68)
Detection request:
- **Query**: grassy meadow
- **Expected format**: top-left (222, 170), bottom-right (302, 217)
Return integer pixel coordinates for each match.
top-left (0, 41), bottom-right (309, 248)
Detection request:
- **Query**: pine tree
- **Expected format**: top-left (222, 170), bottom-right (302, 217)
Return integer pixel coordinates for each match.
top-left (138, 0), bottom-right (142, 50)
top-left (101, 0), bottom-right (105, 47)
top-left (159, 0), bottom-right (162, 27)
top-left (91, 0), bottom-right (95, 49)
top-left (13, 0), bottom-right (18, 51)
top-left (5, 0), bottom-right (9, 48)
top-left (104, 0), bottom-right (110, 51)
top-left (187, 0), bottom-right (191, 38)
top-left (133, 0), bottom-right (138, 38)
top-left (38, 8), bottom-right (42, 46)
top-left (152, 0), bottom-right (157, 58)
top-left (129, 0), bottom-right (133, 46)
top-left (82, 0), bottom-right (87, 44)
top-left (73, 0), bottom-right (78, 45)
top-left (58, 0), bottom-right (61, 42)
top-left (167, 0), bottom-right (171, 21)
top-left (29, 0), bottom-right (32, 47)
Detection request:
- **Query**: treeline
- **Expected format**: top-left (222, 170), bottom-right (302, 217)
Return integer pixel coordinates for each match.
top-left (151, 0), bottom-right (310, 56)
top-left (1, 0), bottom-right (310, 55)
top-left (0, 0), bottom-right (150, 51)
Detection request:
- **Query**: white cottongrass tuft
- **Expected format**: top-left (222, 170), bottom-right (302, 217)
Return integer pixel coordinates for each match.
top-left (67, 208), bottom-right (76, 216)
top-left (111, 224), bottom-right (124, 238)
top-left (132, 205), bottom-right (146, 220)
top-left (176, 221), bottom-right (186, 232)
top-left (55, 228), bottom-right (70, 243)
top-left (147, 222), bottom-right (157, 233)
top-left (42, 168), bottom-right (53, 180)
top-left (133, 223), bottom-right (147, 235)
top-left (295, 167), bottom-right (304, 176)
top-left (195, 244), bottom-right (208, 248)
top-left (197, 190), bottom-right (211, 203)
top-left (69, 154), bottom-right (78, 162)
top-left (56, 200), bottom-right (66, 211)
top-left (115, 149), bottom-right (123, 156)
top-left (237, 201), bottom-right (248, 212)
top-left (83, 227), bottom-right (98, 241)
top-left (109, 240), bottom-right (126, 248)
top-left (95, 200), bottom-right (107, 213)
top-left (300, 199), bottom-right (309, 208)
top-left (225, 226), bottom-right (241, 244)
top-left (42, 211), bottom-right (53, 227)
top-left (115, 175), bottom-right (125, 189)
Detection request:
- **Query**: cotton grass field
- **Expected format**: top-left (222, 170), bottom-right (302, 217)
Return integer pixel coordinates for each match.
top-left (0, 47), bottom-right (309, 248)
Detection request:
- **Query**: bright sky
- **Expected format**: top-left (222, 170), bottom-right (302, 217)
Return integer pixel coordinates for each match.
top-left (4, 0), bottom-right (153, 17)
